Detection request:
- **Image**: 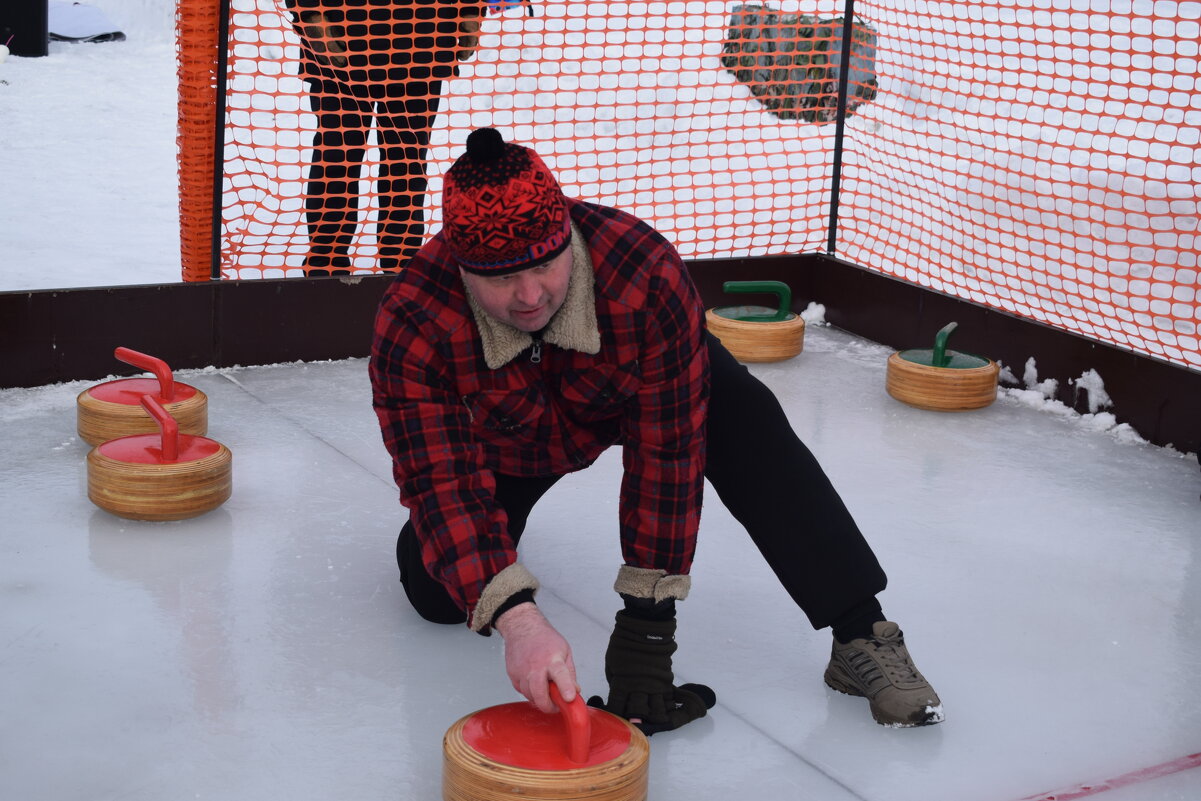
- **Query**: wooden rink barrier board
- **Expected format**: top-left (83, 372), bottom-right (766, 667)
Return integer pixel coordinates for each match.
top-left (2, 257), bottom-right (1198, 453)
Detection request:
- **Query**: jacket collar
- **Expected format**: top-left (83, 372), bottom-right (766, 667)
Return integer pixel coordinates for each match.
top-left (464, 221), bottom-right (601, 369)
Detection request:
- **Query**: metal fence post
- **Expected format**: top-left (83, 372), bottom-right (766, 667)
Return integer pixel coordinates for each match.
top-left (826, 0), bottom-right (857, 256)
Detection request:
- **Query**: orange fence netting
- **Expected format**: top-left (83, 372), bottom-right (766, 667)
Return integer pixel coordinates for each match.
top-left (177, 0), bottom-right (1201, 371)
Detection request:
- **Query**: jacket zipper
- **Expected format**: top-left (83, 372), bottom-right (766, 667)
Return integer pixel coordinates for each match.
top-left (529, 338), bottom-right (543, 364)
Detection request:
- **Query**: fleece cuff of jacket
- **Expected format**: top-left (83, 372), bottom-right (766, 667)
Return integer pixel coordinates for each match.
top-left (613, 565), bottom-right (691, 604)
top-left (470, 562), bottom-right (540, 633)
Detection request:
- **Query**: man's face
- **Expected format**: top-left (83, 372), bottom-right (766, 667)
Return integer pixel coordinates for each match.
top-left (460, 246), bottom-right (573, 332)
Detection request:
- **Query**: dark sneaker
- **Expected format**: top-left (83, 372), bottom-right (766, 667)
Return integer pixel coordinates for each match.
top-left (824, 621), bottom-right (944, 727)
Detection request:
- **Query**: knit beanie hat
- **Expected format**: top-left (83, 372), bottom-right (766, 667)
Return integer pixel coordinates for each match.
top-left (442, 128), bottom-right (571, 276)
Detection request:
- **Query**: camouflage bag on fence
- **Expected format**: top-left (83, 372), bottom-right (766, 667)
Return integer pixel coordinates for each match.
top-left (721, 4), bottom-right (878, 123)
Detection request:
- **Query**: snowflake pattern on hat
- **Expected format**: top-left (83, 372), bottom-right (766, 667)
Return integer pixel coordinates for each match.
top-left (443, 129), bottom-right (571, 275)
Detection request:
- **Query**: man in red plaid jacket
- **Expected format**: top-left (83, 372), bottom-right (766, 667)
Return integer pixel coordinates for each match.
top-left (370, 128), bottom-right (943, 732)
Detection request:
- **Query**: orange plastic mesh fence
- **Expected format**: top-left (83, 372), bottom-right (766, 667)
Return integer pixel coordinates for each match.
top-left (177, 0), bottom-right (222, 280)
top-left (835, 2), bottom-right (1200, 370)
top-left (177, 0), bottom-right (1200, 371)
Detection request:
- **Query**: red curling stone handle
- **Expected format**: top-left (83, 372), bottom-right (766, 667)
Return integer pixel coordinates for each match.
top-left (115, 347), bottom-right (175, 401)
top-left (140, 394), bottom-right (179, 462)
top-left (549, 683), bottom-right (590, 765)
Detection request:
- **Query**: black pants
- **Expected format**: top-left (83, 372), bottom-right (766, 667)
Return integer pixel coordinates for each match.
top-left (397, 333), bottom-right (887, 629)
top-left (301, 67), bottom-right (451, 272)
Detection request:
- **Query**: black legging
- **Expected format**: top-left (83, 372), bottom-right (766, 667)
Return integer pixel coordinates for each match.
top-left (396, 332), bottom-right (887, 629)
top-left (302, 72), bottom-right (445, 272)
top-left (290, 0), bottom-right (462, 273)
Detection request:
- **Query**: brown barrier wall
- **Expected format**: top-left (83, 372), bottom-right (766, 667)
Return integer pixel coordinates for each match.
top-left (2, 255), bottom-right (1197, 453)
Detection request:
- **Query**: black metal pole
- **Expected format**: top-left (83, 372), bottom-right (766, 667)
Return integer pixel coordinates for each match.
top-left (826, 0), bottom-right (856, 256)
top-left (210, 0), bottom-right (233, 280)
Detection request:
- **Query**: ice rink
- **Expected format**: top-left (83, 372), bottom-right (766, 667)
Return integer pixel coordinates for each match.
top-left (1, 323), bottom-right (1198, 801)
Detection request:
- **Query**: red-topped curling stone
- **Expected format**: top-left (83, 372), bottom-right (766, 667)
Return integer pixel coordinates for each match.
top-left (443, 684), bottom-right (649, 801)
top-left (87, 395), bottom-right (232, 521)
top-left (77, 347), bottom-right (208, 445)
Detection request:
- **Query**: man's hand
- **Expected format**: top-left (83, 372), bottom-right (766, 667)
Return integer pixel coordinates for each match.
top-left (494, 602), bottom-right (578, 713)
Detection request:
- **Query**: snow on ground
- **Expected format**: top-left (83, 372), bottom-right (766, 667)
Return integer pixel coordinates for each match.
top-left (0, 0), bottom-right (179, 289)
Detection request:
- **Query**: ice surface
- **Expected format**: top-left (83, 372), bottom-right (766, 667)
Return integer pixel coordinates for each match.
top-left (1, 324), bottom-right (1197, 801)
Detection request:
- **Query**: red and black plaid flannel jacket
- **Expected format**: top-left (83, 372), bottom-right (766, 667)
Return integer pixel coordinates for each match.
top-left (369, 199), bottom-right (709, 621)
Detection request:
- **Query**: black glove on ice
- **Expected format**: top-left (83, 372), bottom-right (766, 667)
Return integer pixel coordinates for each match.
top-left (587, 609), bottom-right (715, 736)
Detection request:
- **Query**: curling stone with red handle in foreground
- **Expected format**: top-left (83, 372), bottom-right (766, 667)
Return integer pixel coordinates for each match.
top-left (87, 395), bottom-right (232, 522)
top-left (443, 683), bottom-right (649, 801)
top-left (77, 347), bottom-right (208, 445)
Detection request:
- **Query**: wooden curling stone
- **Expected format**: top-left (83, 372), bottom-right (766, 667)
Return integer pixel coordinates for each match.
top-left (886, 322), bottom-right (999, 412)
top-left (87, 395), bottom-right (232, 522)
top-left (443, 684), bottom-right (649, 801)
top-left (77, 347), bottom-right (207, 446)
top-left (706, 280), bottom-right (805, 363)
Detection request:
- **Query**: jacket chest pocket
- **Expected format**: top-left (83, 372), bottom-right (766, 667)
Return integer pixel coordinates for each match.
top-left (557, 362), bottom-right (641, 422)
top-left (463, 386), bottom-right (545, 435)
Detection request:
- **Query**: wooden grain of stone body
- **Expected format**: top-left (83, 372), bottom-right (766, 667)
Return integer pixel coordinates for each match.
top-left (705, 310), bottom-right (805, 363)
top-left (885, 353), bottom-right (999, 411)
top-left (442, 714), bottom-right (649, 801)
top-left (77, 388), bottom-right (209, 445)
top-left (87, 445), bottom-right (232, 521)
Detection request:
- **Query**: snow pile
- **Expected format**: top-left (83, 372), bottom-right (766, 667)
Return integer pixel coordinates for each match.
top-left (1020, 357), bottom-right (1058, 399)
top-left (996, 361), bottom-right (1153, 449)
top-left (83, 0), bottom-right (174, 43)
top-left (0, 3), bottom-right (179, 291)
top-left (998, 386), bottom-right (1145, 445)
top-left (1070, 368), bottom-right (1113, 414)
top-left (800, 301), bottom-right (827, 325)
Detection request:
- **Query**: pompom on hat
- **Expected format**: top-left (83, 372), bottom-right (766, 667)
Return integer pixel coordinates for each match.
top-left (442, 128), bottom-right (572, 276)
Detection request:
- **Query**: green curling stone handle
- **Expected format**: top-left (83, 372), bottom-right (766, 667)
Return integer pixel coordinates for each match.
top-left (931, 322), bottom-right (957, 368)
top-left (719, 281), bottom-right (792, 322)
top-left (898, 322), bottom-right (991, 369)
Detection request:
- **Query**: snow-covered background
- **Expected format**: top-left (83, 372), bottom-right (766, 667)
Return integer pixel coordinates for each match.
top-left (0, 0), bottom-right (179, 289)
top-left (0, 0), bottom-right (1197, 373)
